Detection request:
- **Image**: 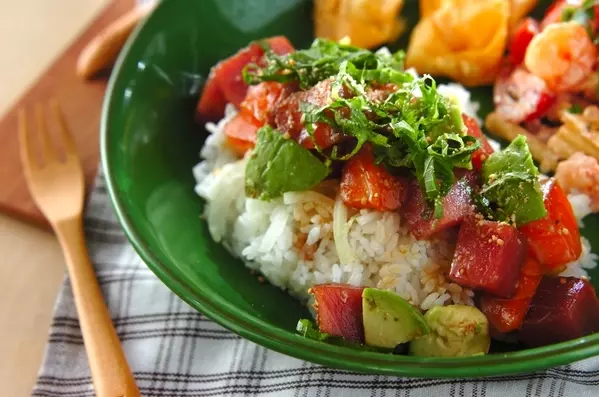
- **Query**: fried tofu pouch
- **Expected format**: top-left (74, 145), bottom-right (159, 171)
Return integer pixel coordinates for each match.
top-left (421, 0), bottom-right (537, 31)
top-left (314, 0), bottom-right (405, 49)
top-left (420, 0), bottom-right (443, 18)
top-left (407, 0), bottom-right (509, 86)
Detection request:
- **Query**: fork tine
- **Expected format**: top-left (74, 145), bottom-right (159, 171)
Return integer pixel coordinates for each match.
top-left (51, 100), bottom-right (78, 156)
top-left (18, 108), bottom-right (38, 173)
top-left (35, 103), bottom-right (58, 163)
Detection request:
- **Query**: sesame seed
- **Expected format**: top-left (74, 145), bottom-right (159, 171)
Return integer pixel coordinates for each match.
top-left (496, 239), bottom-right (504, 246)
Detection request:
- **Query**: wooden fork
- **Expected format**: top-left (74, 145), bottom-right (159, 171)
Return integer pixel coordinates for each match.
top-left (18, 102), bottom-right (140, 397)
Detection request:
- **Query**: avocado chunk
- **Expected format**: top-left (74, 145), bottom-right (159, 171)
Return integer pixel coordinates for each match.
top-left (409, 305), bottom-right (490, 357)
top-left (245, 126), bottom-right (329, 200)
top-left (362, 288), bottom-right (429, 348)
top-left (480, 135), bottom-right (546, 226)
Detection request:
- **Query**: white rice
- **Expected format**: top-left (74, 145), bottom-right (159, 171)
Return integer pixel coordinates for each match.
top-left (192, 88), bottom-right (597, 312)
top-left (568, 192), bottom-right (595, 224)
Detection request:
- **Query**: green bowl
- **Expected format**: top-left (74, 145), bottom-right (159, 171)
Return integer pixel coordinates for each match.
top-left (101, 0), bottom-right (599, 377)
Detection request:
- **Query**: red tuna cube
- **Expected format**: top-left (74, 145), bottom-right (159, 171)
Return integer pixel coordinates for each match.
top-left (449, 216), bottom-right (526, 297)
top-left (310, 284), bottom-right (365, 342)
top-left (519, 277), bottom-right (599, 347)
top-left (479, 255), bottom-right (542, 333)
top-left (402, 174), bottom-right (476, 240)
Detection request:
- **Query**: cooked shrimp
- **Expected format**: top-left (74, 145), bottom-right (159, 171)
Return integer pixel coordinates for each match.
top-left (555, 152), bottom-right (599, 211)
top-left (524, 22), bottom-right (597, 93)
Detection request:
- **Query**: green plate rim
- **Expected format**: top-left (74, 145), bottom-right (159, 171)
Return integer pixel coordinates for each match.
top-left (100, 0), bottom-right (599, 378)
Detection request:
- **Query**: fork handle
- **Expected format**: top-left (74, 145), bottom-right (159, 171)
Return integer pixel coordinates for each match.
top-left (55, 217), bottom-right (140, 397)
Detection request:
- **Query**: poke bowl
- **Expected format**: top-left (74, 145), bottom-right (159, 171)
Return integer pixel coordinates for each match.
top-left (101, 0), bottom-right (599, 377)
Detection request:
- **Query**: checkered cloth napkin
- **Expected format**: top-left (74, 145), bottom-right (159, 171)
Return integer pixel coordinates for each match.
top-left (29, 171), bottom-right (599, 397)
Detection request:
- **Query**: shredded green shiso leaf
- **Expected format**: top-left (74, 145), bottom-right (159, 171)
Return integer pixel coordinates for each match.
top-left (244, 39), bottom-right (480, 216)
top-left (243, 38), bottom-right (410, 89)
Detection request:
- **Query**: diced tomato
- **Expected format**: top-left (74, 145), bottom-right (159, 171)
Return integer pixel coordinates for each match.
top-left (310, 284), bottom-right (365, 342)
top-left (196, 70), bottom-right (227, 121)
top-left (265, 36), bottom-right (296, 55)
top-left (519, 178), bottom-right (582, 273)
top-left (271, 79), bottom-right (346, 150)
top-left (216, 37), bottom-right (294, 108)
top-left (462, 114), bottom-right (494, 170)
top-left (223, 114), bottom-right (259, 156)
top-left (197, 36), bottom-right (295, 119)
top-left (198, 46), bottom-right (262, 119)
top-left (240, 82), bottom-right (295, 127)
top-left (449, 216), bottom-right (526, 298)
top-left (402, 173), bottom-right (476, 240)
top-left (479, 256), bottom-right (542, 333)
top-left (519, 276), bottom-right (599, 347)
top-left (340, 146), bottom-right (407, 212)
top-left (494, 64), bottom-right (556, 124)
top-left (509, 18), bottom-right (540, 65)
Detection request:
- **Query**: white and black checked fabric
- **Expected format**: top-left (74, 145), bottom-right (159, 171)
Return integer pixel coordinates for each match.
top-left (31, 172), bottom-right (599, 396)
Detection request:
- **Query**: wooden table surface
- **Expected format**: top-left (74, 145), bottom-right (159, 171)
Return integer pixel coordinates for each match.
top-left (0, 1), bottom-right (110, 396)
